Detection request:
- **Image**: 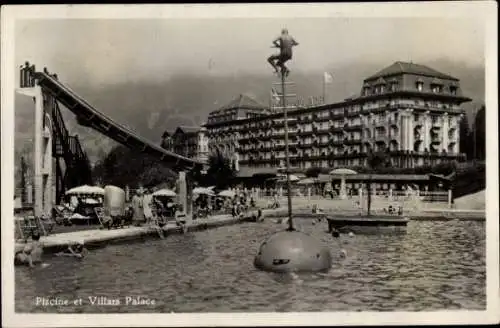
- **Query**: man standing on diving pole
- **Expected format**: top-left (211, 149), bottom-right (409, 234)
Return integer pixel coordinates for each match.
top-left (267, 28), bottom-right (299, 76)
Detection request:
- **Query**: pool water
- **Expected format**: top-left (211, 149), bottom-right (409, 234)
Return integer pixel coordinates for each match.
top-left (15, 219), bottom-right (486, 312)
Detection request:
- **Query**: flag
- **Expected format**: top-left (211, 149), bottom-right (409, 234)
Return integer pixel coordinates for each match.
top-left (324, 72), bottom-right (334, 84)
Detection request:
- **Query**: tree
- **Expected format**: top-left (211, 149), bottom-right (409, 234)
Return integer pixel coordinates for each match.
top-left (459, 112), bottom-right (472, 159)
top-left (204, 150), bottom-right (236, 190)
top-left (305, 166), bottom-right (322, 178)
top-left (92, 145), bottom-right (176, 189)
top-left (139, 165), bottom-right (176, 189)
top-left (366, 150), bottom-right (389, 216)
top-left (473, 106), bottom-right (486, 161)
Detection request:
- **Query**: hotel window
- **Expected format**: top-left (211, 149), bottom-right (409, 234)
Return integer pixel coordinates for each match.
top-left (450, 86), bottom-right (457, 95)
top-left (390, 82), bottom-right (397, 92)
top-left (416, 81), bottom-right (424, 91)
top-left (363, 87), bottom-right (370, 96)
top-left (431, 85), bottom-right (441, 93)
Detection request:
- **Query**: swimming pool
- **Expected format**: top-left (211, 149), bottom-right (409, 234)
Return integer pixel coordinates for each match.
top-left (15, 218), bottom-right (486, 312)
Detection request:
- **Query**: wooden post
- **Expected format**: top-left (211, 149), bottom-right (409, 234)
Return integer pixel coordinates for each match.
top-left (177, 171), bottom-right (193, 223)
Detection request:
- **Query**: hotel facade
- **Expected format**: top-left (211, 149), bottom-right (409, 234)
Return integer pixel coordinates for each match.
top-left (161, 126), bottom-right (210, 164)
top-left (193, 62), bottom-right (471, 171)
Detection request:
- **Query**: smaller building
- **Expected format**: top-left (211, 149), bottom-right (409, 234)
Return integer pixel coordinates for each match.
top-left (206, 94), bottom-right (270, 126)
top-left (161, 126), bottom-right (209, 164)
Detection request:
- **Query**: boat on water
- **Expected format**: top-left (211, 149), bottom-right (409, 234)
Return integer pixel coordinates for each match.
top-left (324, 214), bottom-right (409, 235)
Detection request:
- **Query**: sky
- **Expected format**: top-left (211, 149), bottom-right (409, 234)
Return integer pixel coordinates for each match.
top-left (15, 17), bottom-right (485, 87)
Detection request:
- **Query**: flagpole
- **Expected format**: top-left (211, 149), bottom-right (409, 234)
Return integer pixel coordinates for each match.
top-left (269, 90), bottom-right (272, 112)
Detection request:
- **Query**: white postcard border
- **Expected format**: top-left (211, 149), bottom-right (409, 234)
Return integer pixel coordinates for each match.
top-left (1, 2), bottom-right (498, 327)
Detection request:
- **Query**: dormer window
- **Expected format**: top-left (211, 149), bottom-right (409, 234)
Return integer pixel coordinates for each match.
top-left (363, 86), bottom-right (370, 96)
top-left (374, 77), bottom-right (386, 94)
top-left (416, 79), bottom-right (424, 91)
top-left (431, 78), bottom-right (443, 93)
top-left (449, 84), bottom-right (458, 95)
top-left (431, 85), bottom-right (442, 93)
top-left (389, 79), bottom-right (398, 92)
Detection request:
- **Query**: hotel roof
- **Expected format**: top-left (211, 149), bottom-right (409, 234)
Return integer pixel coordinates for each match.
top-left (211, 94), bottom-right (266, 114)
top-left (365, 61), bottom-right (459, 81)
top-left (175, 126), bottom-right (201, 134)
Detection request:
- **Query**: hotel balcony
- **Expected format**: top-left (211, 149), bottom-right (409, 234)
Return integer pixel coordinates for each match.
top-left (346, 110), bottom-right (362, 118)
top-left (329, 112), bottom-right (345, 120)
top-left (388, 118), bottom-right (399, 127)
top-left (298, 142), bottom-right (312, 149)
top-left (298, 130), bottom-right (315, 137)
top-left (373, 120), bottom-right (387, 128)
top-left (344, 124), bottom-right (363, 131)
top-left (315, 127), bottom-right (331, 135)
top-left (372, 103), bottom-right (464, 115)
top-left (275, 144), bottom-right (287, 151)
top-left (431, 135), bottom-right (441, 144)
top-left (330, 126), bottom-right (344, 133)
top-left (344, 138), bottom-right (363, 145)
top-left (430, 144), bottom-right (441, 152)
top-left (431, 121), bottom-right (442, 128)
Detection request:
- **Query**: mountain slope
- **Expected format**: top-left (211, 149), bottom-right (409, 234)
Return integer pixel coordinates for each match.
top-left (14, 59), bottom-right (485, 167)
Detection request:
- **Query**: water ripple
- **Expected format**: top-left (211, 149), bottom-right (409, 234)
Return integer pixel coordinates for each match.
top-left (15, 219), bottom-right (485, 312)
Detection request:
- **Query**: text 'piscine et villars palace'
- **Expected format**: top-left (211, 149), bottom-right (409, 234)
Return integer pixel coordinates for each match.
top-left (164, 62), bottom-right (471, 174)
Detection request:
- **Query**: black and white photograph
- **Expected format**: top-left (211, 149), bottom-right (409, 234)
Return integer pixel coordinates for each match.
top-left (1, 2), bottom-right (498, 327)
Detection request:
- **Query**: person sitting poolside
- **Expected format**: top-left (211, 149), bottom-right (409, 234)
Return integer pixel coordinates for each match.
top-left (56, 241), bottom-right (88, 259)
top-left (15, 231), bottom-right (43, 267)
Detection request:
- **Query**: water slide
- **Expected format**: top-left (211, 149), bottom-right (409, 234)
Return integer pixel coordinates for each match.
top-left (33, 71), bottom-right (203, 171)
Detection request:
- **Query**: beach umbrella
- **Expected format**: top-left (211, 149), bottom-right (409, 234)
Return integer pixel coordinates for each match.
top-left (82, 198), bottom-right (100, 204)
top-left (66, 185), bottom-right (105, 195)
top-left (152, 189), bottom-right (177, 197)
top-left (193, 187), bottom-right (215, 195)
top-left (297, 177), bottom-right (317, 185)
top-left (276, 174), bottom-right (300, 182)
top-left (329, 168), bottom-right (357, 200)
top-left (218, 189), bottom-right (236, 198)
top-left (329, 168), bottom-right (358, 175)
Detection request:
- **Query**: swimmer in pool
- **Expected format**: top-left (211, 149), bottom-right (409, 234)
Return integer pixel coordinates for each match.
top-left (15, 231), bottom-right (43, 267)
top-left (56, 241), bottom-right (88, 259)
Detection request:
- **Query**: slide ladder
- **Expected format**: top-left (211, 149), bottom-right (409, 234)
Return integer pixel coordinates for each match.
top-left (51, 99), bottom-right (92, 201)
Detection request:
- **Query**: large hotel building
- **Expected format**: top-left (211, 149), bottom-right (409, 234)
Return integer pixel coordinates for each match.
top-left (171, 62), bottom-right (471, 171)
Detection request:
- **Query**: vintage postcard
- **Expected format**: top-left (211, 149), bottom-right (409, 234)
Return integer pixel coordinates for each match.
top-left (1, 2), bottom-right (498, 327)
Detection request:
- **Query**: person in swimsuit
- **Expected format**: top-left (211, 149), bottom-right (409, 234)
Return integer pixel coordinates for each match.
top-left (267, 28), bottom-right (299, 76)
top-left (56, 240), bottom-right (88, 259)
top-left (15, 231), bottom-right (43, 267)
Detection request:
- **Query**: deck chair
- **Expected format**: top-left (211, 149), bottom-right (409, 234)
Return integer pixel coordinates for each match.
top-left (94, 207), bottom-right (109, 228)
top-left (52, 205), bottom-right (73, 225)
top-left (16, 216), bottom-right (46, 242)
